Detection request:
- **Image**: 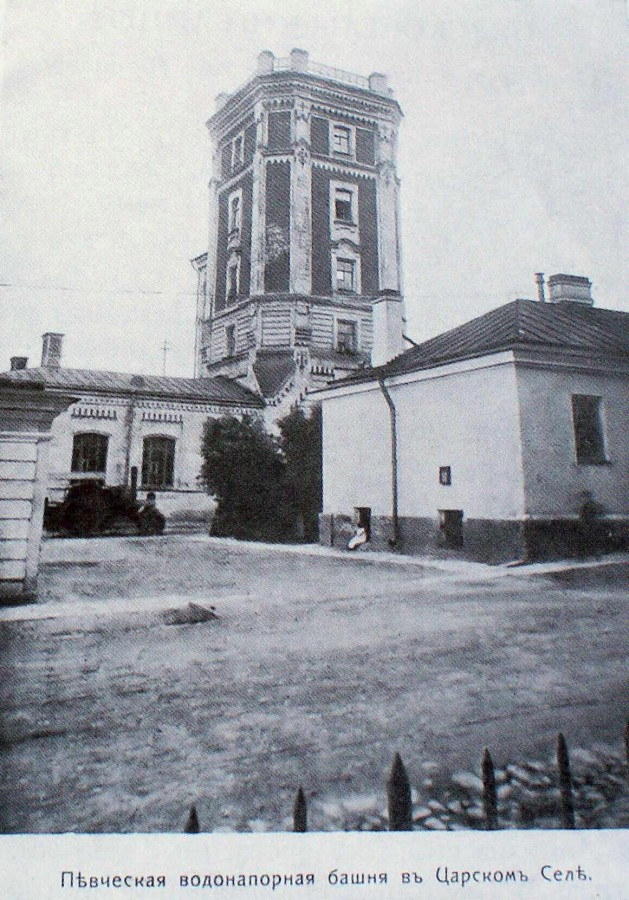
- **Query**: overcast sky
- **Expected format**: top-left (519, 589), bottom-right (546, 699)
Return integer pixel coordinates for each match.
top-left (1, 0), bottom-right (627, 376)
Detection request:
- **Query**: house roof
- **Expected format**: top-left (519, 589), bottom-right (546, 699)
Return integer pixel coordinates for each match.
top-left (0, 366), bottom-right (263, 407)
top-left (334, 299), bottom-right (629, 387)
top-left (252, 352), bottom-right (296, 399)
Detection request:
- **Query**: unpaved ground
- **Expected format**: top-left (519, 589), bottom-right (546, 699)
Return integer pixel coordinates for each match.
top-left (0, 536), bottom-right (627, 833)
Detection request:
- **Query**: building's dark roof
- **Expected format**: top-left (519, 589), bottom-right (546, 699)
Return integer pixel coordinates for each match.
top-left (252, 352), bottom-right (296, 399)
top-left (0, 367), bottom-right (263, 406)
top-left (332, 299), bottom-right (629, 388)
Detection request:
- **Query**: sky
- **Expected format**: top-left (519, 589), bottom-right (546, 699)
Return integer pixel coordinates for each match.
top-left (1, 0), bottom-right (627, 377)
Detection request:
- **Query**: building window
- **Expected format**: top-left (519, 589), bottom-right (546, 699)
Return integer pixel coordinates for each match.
top-left (572, 395), bottom-right (607, 464)
top-left (226, 324), bottom-right (236, 357)
top-left (336, 318), bottom-right (358, 354)
top-left (231, 134), bottom-right (244, 171)
top-left (336, 258), bottom-right (356, 293)
top-left (332, 124), bottom-right (351, 156)
top-left (71, 433), bottom-right (108, 474)
top-left (334, 188), bottom-right (354, 223)
top-left (227, 259), bottom-right (240, 300)
top-left (142, 436), bottom-right (175, 489)
top-left (228, 193), bottom-right (241, 235)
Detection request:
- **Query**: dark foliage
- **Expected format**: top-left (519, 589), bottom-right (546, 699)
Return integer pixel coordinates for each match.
top-left (201, 407), bottom-right (322, 543)
top-left (277, 404), bottom-right (322, 543)
top-left (201, 414), bottom-right (291, 541)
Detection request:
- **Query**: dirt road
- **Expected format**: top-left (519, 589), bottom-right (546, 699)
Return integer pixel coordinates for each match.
top-left (1, 536), bottom-right (626, 832)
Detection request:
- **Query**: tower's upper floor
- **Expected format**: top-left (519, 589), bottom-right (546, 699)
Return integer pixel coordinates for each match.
top-left (193, 50), bottom-right (406, 396)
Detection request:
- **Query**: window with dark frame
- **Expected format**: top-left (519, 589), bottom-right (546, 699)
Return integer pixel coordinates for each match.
top-left (571, 395), bottom-right (607, 464)
top-left (226, 324), bottom-right (236, 357)
top-left (335, 258), bottom-right (356, 293)
top-left (332, 125), bottom-right (351, 156)
top-left (141, 436), bottom-right (175, 489)
top-left (227, 261), bottom-right (239, 300)
top-left (336, 318), bottom-right (357, 354)
top-left (228, 194), bottom-right (241, 234)
top-left (71, 433), bottom-right (109, 473)
top-left (334, 188), bottom-right (354, 223)
top-left (231, 135), bottom-right (244, 170)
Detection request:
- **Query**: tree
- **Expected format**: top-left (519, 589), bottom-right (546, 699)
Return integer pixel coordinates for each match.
top-left (277, 404), bottom-right (322, 543)
top-left (201, 414), bottom-right (291, 541)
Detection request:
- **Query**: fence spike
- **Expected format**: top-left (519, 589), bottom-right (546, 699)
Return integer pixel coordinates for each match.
top-left (293, 786), bottom-right (308, 833)
top-left (625, 721), bottom-right (629, 773)
top-left (481, 747), bottom-right (498, 830)
top-left (184, 804), bottom-right (200, 833)
top-left (557, 733), bottom-right (575, 829)
top-left (387, 752), bottom-right (413, 831)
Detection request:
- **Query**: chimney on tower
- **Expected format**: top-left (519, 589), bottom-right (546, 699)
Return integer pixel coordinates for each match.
top-left (535, 273), bottom-right (546, 303)
top-left (41, 333), bottom-right (64, 368)
top-left (10, 356), bottom-right (28, 371)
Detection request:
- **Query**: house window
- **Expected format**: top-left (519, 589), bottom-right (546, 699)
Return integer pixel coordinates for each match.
top-left (228, 193), bottom-right (241, 235)
top-left (142, 436), bottom-right (175, 489)
top-left (71, 433), bottom-right (108, 474)
top-left (334, 188), bottom-right (354, 223)
top-left (231, 134), bottom-right (244, 170)
top-left (336, 318), bottom-right (357, 354)
top-left (336, 258), bottom-right (356, 293)
top-left (226, 324), bottom-right (236, 357)
top-left (227, 260), bottom-right (240, 300)
top-left (332, 125), bottom-right (351, 156)
top-left (572, 395), bottom-right (607, 464)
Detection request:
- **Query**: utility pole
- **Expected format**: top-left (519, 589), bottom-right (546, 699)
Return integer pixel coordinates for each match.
top-left (161, 339), bottom-right (170, 375)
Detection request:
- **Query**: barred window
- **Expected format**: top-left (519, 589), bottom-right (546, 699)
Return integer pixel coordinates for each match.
top-left (71, 433), bottom-right (108, 473)
top-left (142, 436), bottom-right (175, 489)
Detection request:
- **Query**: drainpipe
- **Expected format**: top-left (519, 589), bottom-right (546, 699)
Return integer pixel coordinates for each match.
top-left (377, 375), bottom-right (399, 547)
top-left (122, 393), bottom-right (137, 487)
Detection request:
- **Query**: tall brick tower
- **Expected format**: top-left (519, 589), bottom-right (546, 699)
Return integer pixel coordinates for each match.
top-left (192, 49), bottom-right (405, 420)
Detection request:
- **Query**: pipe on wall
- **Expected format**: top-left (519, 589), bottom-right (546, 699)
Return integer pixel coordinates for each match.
top-left (377, 375), bottom-right (399, 547)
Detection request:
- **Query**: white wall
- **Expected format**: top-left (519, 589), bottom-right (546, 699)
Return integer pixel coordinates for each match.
top-left (516, 363), bottom-right (629, 518)
top-left (45, 394), bottom-right (234, 518)
top-left (322, 355), bottom-right (526, 521)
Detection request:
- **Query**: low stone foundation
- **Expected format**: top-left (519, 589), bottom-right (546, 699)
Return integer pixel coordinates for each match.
top-left (319, 513), bottom-right (628, 564)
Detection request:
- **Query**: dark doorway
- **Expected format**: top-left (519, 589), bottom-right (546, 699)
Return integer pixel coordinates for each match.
top-left (439, 509), bottom-right (464, 549)
top-left (355, 507), bottom-right (371, 541)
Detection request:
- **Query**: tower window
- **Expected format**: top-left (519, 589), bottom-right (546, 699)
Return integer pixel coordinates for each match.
top-left (231, 135), bottom-right (244, 170)
top-left (227, 260), bottom-right (240, 301)
top-left (226, 324), bottom-right (236, 357)
top-left (142, 436), bottom-right (175, 489)
top-left (336, 319), bottom-right (357, 354)
top-left (572, 395), bottom-right (607, 464)
top-left (228, 193), bottom-right (241, 235)
top-left (71, 433), bottom-right (108, 474)
top-left (332, 125), bottom-right (351, 156)
top-left (334, 188), bottom-right (354, 223)
top-left (336, 258), bottom-right (356, 293)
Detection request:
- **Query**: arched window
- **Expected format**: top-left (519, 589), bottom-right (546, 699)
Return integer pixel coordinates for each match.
top-left (142, 436), bottom-right (175, 489)
top-left (71, 433), bottom-right (109, 474)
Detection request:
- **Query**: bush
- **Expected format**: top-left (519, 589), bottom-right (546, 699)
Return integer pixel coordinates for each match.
top-left (200, 407), bottom-right (322, 543)
top-left (201, 414), bottom-right (290, 541)
top-left (278, 405), bottom-right (322, 543)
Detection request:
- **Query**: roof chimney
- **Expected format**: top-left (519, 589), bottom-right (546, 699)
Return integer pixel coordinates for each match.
top-left (535, 273), bottom-right (546, 303)
top-left (10, 356), bottom-right (28, 371)
top-left (41, 332), bottom-right (64, 368)
top-left (547, 274), bottom-right (593, 306)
